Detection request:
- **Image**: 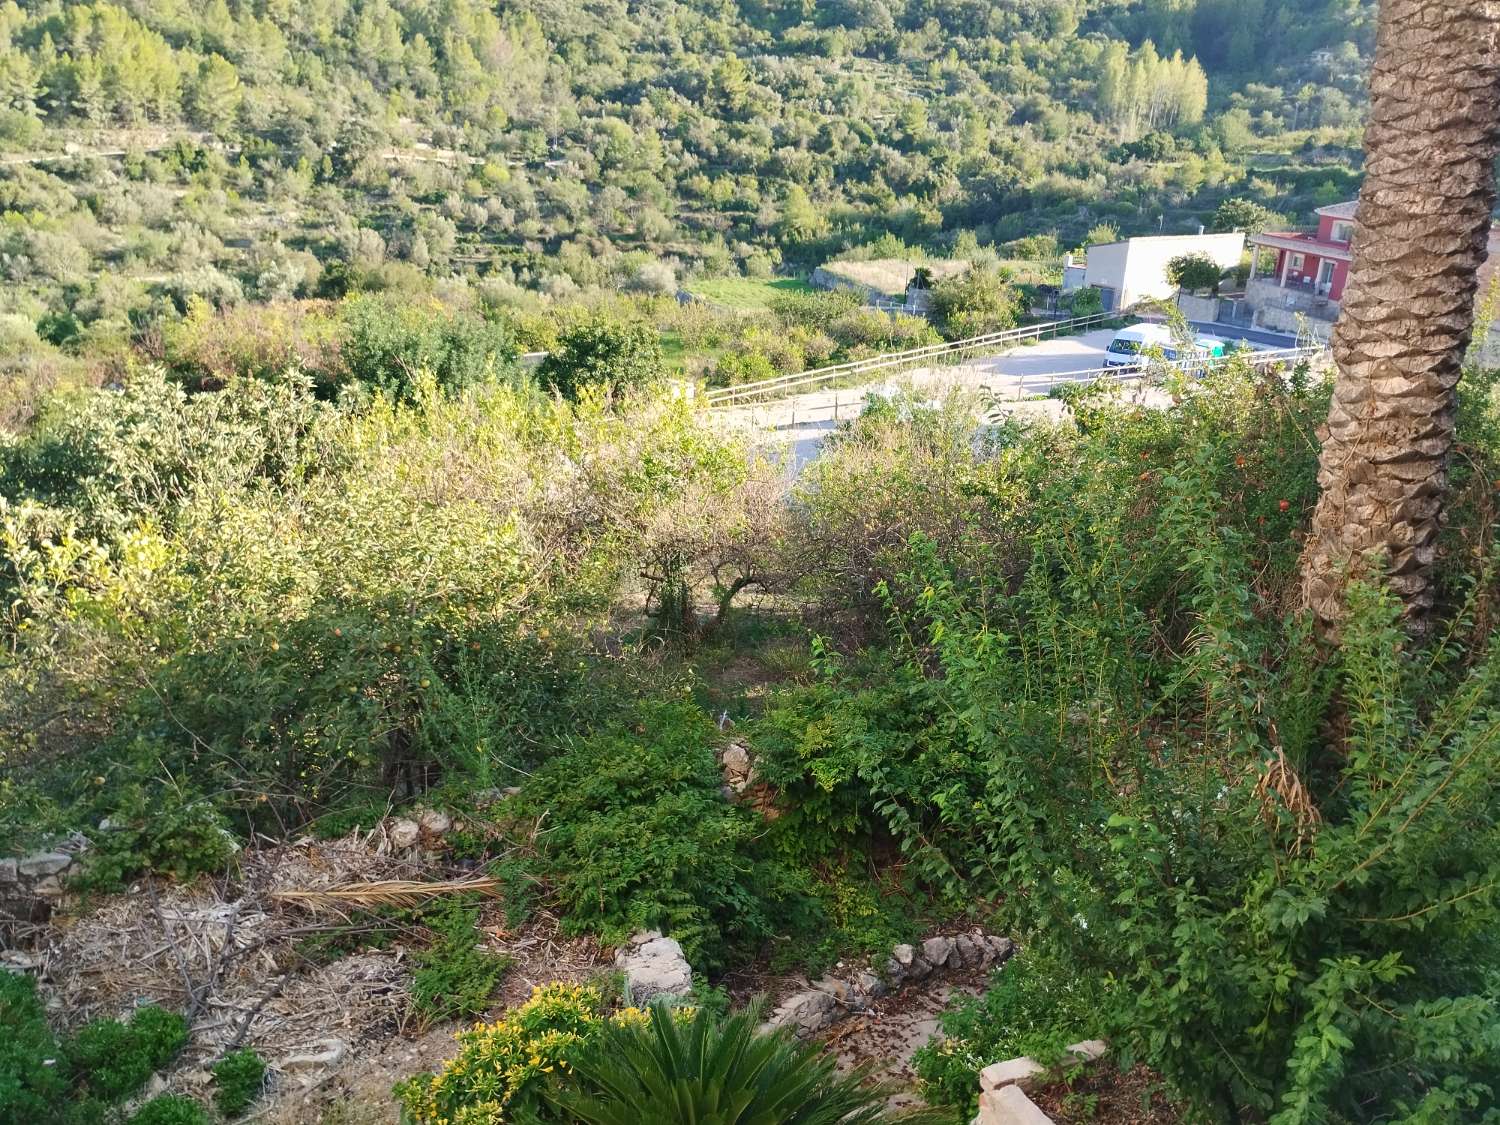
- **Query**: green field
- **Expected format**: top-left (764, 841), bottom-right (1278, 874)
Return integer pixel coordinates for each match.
top-left (687, 277), bottom-right (816, 310)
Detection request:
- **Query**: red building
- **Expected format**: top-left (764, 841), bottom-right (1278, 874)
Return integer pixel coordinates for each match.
top-left (1248, 201), bottom-right (1356, 309)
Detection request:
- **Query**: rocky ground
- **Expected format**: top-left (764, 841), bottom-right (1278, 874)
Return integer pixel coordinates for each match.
top-left (3, 811), bottom-right (1005, 1124)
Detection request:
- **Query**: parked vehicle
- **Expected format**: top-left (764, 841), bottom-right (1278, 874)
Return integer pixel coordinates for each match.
top-left (1104, 323), bottom-right (1236, 370)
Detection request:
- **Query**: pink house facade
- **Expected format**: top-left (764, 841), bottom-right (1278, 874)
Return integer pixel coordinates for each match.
top-left (1244, 201), bottom-right (1357, 335)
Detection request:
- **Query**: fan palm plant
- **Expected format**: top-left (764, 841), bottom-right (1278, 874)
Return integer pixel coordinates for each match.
top-left (548, 1000), bottom-right (947, 1125)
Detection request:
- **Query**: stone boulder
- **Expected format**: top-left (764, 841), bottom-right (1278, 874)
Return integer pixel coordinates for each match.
top-left (614, 931), bottom-right (693, 1001)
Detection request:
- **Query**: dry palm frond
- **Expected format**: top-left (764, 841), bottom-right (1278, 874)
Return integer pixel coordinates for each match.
top-left (271, 877), bottom-right (500, 915)
top-left (1252, 745), bottom-right (1323, 854)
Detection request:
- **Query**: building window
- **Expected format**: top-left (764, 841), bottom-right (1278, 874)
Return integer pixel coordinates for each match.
top-left (1331, 222), bottom-right (1353, 243)
top-left (1289, 253), bottom-right (1305, 271)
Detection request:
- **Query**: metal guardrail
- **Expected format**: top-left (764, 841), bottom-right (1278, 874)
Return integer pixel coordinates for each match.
top-left (723, 346), bottom-right (1327, 432)
top-left (978, 346), bottom-right (1326, 397)
top-left (703, 310), bottom-right (1123, 407)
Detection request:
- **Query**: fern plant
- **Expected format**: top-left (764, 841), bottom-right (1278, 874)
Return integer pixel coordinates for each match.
top-left (551, 1001), bottom-right (946, 1125)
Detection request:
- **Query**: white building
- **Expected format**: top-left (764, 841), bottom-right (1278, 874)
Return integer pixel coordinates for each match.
top-left (1063, 231), bottom-right (1246, 313)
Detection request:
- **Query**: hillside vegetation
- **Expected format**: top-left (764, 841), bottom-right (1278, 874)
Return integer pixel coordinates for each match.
top-left (1, 0), bottom-right (1371, 408)
top-left (10, 3), bottom-right (1500, 1125)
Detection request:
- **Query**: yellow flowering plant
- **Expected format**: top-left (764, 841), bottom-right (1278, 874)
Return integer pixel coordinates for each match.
top-left (394, 982), bottom-right (653, 1125)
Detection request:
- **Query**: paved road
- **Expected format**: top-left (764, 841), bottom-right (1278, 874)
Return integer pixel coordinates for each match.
top-left (719, 323), bottom-right (1307, 471)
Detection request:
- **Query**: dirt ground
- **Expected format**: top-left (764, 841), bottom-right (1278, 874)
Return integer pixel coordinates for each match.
top-left (13, 824), bottom-right (995, 1124)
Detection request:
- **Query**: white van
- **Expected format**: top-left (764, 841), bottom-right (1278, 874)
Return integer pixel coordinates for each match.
top-left (1103, 324), bottom-right (1229, 370)
top-left (1103, 323), bottom-right (1174, 368)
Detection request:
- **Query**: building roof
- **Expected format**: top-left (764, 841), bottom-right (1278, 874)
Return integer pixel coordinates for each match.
top-left (1248, 231), bottom-right (1353, 260)
top-left (1315, 200), bottom-right (1359, 220)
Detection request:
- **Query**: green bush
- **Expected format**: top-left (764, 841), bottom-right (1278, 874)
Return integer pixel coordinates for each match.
top-left (913, 951), bottom-right (1106, 1117)
top-left (0, 971), bottom-right (70, 1125)
top-left (553, 1002), bottom-right (945, 1124)
top-left (756, 358), bottom-right (1500, 1119)
top-left (210, 1049), bottom-right (266, 1118)
top-left (127, 1095), bottom-right (211, 1125)
top-left (3, 384), bottom-right (730, 859)
top-left (928, 266), bottom-right (1025, 340)
top-left (514, 700), bottom-right (799, 968)
top-left (340, 294), bottom-right (520, 400)
top-left (538, 315), bottom-right (665, 400)
top-left (409, 899), bottom-right (513, 1025)
top-left (70, 1005), bottom-right (188, 1104)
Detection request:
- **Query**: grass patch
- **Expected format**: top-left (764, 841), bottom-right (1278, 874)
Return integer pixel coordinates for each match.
top-left (687, 277), bottom-right (814, 310)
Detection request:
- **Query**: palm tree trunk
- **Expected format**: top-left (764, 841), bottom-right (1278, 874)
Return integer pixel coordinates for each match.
top-left (1301, 1), bottom-right (1500, 634)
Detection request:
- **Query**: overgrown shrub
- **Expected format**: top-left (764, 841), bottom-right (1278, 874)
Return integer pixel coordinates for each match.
top-left (538, 315), bottom-right (664, 400)
top-left (1, 382), bottom-right (747, 863)
top-left (0, 971), bottom-right (70, 1125)
top-left (514, 700), bottom-right (798, 968)
top-left (927, 267), bottom-right (1025, 339)
top-left (340, 294), bottom-right (520, 400)
top-left (913, 950), bottom-right (1106, 1117)
top-left (127, 1095), bottom-right (212, 1125)
top-left (210, 1049), bottom-right (266, 1118)
top-left (409, 899), bottom-right (513, 1025)
top-left (70, 1005), bottom-right (188, 1103)
top-left (757, 359), bottom-right (1500, 1119)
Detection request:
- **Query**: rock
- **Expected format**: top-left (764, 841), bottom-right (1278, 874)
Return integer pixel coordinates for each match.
top-left (0, 858), bottom-right (17, 883)
top-left (415, 808), bottom-right (452, 836)
top-left (720, 743), bottom-right (753, 788)
top-left (922, 936), bottom-right (955, 968)
top-left (905, 955), bottom-right (934, 981)
top-left (979, 1055), bottom-right (1046, 1092)
top-left (16, 858), bottom-right (70, 888)
top-left (777, 989), bottom-right (838, 1034)
top-left (387, 819), bottom-right (420, 850)
top-left (280, 1038), bottom-right (346, 1072)
top-left (978, 1084), bottom-right (1052, 1125)
top-left (952, 934), bottom-right (980, 968)
top-left (987, 936), bottom-right (1015, 962)
top-left (812, 976), bottom-right (853, 1004)
top-left (33, 876), bottom-right (66, 897)
top-left (1066, 1039), bottom-right (1108, 1063)
top-left (855, 970), bottom-right (888, 999)
top-left (17, 853), bottom-right (71, 878)
top-left (615, 931), bottom-right (693, 1001)
top-left (891, 943), bottom-right (916, 966)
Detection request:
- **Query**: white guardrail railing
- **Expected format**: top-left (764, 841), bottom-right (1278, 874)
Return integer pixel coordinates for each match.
top-left (724, 346), bottom-right (1327, 431)
top-left (702, 310), bottom-right (1124, 407)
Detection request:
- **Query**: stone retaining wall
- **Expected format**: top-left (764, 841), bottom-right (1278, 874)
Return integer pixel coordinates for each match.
top-left (764, 931), bottom-right (1014, 1037)
top-left (0, 833), bottom-right (89, 935)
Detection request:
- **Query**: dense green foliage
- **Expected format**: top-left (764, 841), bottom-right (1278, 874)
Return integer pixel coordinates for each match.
top-left (125, 1096), bottom-right (211, 1125)
top-left (11, 4), bottom-right (1500, 1124)
top-left (408, 898), bottom-right (514, 1025)
top-left (209, 1049), bottom-right (265, 1119)
top-left (0, 0), bottom-right (1373, 419)
top-left (0, 372), bottom-right (748, 863)
top-left (514, 700), bottom-right (791, 968)
top-left (71, 1006), bottom-right (188, 1104)
top-left (754, 362), bottom-right (1500, 1121)
top-left (0, 974), bottom-right (192, 1124)
top-left (552, 1001), bottom-right (944, 1125)
top-left (0, 972), bottom-right (70, 1125)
